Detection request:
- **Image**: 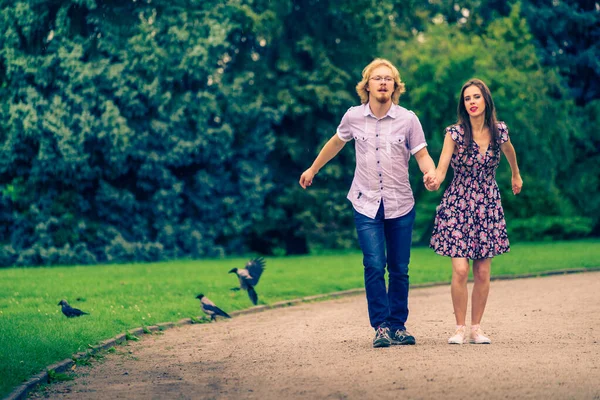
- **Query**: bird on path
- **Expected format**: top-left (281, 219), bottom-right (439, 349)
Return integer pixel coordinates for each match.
top-left (195, 294), bottom-right (231, 321)
top-left (58, 299), bottom-right (89, 318)
top-left (229, 257), bottom-right (266, 305)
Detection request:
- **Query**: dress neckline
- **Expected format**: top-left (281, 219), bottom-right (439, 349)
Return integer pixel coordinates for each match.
top-left (473, 140), bottom-right (490, 157)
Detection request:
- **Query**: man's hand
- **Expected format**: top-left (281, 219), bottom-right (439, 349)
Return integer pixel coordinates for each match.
top-left (299, 167), bottom-right (317, 189)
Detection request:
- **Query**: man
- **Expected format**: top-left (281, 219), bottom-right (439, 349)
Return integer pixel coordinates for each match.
top-left (299, 58), bottom-right (436, 348)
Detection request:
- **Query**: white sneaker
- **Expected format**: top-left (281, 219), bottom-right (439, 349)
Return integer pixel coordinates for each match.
top-left (448, 325), bottom-right (467, 344)
top-left (470, 326), bottom-right (491, 344)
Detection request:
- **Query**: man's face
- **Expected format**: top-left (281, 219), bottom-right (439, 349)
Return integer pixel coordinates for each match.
top-left (367, 65), bottom-right (395, 104)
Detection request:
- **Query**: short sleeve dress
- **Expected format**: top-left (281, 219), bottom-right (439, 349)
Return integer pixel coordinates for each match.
top-left (429, 123), bottom-right (510, 259)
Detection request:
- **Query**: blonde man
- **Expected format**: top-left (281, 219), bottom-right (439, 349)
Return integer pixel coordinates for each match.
top-left (300, 59), bottom-right (436, 348)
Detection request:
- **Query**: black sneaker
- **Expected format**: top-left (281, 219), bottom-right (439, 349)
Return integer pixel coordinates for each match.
top-left (391, 329), bottom-right (416, 345)
top-left (373, 325), bottom-right (392, 348)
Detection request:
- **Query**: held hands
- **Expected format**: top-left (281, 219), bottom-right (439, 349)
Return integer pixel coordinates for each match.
top-left (423, 169), bottom-right (440, 191)
top-left (299, 167), bottom-right (317, 189)
top-left (512, 173), bottom-right (523, 195)
top-left (302, 167), bottom-right (448, 191)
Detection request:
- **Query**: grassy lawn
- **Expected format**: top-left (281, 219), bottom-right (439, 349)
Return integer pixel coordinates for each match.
top-left (1, 239), bottom-right (599, 397)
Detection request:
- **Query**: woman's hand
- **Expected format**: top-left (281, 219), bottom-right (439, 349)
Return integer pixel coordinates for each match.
top-left (512, 173), bottom-right (523, 195)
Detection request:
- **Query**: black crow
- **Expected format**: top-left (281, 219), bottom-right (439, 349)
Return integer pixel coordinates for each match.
top-left (229, 257), bottom-right (266, 305)
top-left (58, 299), bottom-right (89, 318)
top-left (195, 294), bottom-right (231, 321)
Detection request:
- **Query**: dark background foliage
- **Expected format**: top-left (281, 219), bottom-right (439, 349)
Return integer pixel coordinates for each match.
top-left (0, 0), bottom-right (598, 266)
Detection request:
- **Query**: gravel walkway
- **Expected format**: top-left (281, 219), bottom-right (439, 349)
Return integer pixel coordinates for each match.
top-left (36, 271), bottom-right (600, 399)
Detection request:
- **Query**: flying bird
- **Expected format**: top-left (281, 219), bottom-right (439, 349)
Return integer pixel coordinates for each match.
top-left (195, 294), bottom-right (231, 321)
top-left (58, 299), bottom-right (89, 318)
top-left (229, 257), bottom-right (266, 305)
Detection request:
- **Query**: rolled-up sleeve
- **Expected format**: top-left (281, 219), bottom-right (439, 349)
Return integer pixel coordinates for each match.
top-left (408, 111), bottom-right (427, 154)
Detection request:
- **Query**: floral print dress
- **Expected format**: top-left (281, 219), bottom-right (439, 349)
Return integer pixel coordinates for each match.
top-left (430, 123), bottom-right (510, 259)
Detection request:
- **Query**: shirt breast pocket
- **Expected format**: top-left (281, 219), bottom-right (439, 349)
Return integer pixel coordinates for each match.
top-left (354, 135), bottom-right (369, 155)
top-left (388, 134), bottom-right (409, 159)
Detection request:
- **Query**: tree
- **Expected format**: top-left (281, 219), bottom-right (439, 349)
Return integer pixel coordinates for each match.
top-left (0, 0), bottom-right (280, 265)
top-left (522, 0), bottom-right (600, 105)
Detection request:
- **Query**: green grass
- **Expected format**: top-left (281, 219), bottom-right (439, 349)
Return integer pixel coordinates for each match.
top-left (1, 239), bottom-right (599, 397)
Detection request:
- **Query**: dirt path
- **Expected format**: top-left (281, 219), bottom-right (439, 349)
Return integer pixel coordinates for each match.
top-left (37, 272), bottom-right (600, 399)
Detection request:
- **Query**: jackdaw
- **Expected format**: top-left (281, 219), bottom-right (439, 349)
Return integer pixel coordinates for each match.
top-left (195, 294), bottom-right (231, 321)
top-left (229, 257), bottom-right (266, 305)
top-left (58, 299), bottom-right (89, 318)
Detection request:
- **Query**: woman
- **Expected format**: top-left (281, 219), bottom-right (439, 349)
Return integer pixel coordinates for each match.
top-left (427, 78), bottom-right (523, 344)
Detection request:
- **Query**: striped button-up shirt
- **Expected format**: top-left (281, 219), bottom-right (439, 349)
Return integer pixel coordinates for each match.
top-left (337, 103), bottom-right (427, 219)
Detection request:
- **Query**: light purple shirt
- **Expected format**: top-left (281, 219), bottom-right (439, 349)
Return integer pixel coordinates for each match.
top-left (337, 103), bottom-right (427, 219)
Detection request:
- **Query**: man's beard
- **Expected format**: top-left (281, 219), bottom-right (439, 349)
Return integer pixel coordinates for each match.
top-left (373, 91), bottom-right (391, 104)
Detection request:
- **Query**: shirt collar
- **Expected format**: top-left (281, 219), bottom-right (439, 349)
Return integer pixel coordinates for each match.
top-left (362, 103), bottom-right (398, 119)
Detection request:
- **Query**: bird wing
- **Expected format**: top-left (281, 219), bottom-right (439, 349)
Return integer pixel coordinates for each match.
top-left (65, 305), bottom-right (88, 317)
top-left (245, 257), bottom-right (265, 286)
top-left (203, 303), bottom-right (231, 318)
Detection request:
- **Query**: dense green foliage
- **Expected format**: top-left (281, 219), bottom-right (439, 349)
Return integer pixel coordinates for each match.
top-left (522, 0), bottom-right (600, 105)
top-left (0, 1), bottom-right (598, 265)
top-left (1, 240), bottom-right (599, 397)
top-left (1, 1), bottom-right (281, 264)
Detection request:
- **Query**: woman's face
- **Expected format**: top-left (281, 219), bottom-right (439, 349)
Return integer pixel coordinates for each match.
top-left (463, 85), bottom-right (486, 118)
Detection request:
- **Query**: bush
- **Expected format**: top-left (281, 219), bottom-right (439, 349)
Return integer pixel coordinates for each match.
top-left (508, 216), bottom-right (593, 241)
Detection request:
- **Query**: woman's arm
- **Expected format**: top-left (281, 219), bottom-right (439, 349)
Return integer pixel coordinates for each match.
top-left (500, 139), bottom-right (523, 195)
top-left (431, 131), bottom-right (456, 190)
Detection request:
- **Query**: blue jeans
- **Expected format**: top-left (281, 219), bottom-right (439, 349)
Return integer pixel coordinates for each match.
top-left (354, 202), bottom-right (415, 331)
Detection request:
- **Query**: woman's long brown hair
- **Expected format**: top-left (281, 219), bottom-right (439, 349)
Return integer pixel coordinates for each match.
top-left (457, 79), bottom-right (500, 151)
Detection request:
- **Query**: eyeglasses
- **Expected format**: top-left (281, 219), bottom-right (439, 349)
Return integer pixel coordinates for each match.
top-left (370, 76), bottom-right (394, 82)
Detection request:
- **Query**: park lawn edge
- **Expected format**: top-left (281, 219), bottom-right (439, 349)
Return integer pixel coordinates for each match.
top-left (5, 265), bottom-right (600, 400)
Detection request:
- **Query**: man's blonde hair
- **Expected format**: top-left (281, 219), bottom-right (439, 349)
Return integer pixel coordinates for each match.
top-left (355, 58), bottom-right (406, 104)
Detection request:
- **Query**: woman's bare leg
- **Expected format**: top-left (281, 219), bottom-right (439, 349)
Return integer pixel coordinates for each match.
top-left (471, 258), bottom-right (492, 325)
top-left (451, 258), bottom-right (470, 326)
